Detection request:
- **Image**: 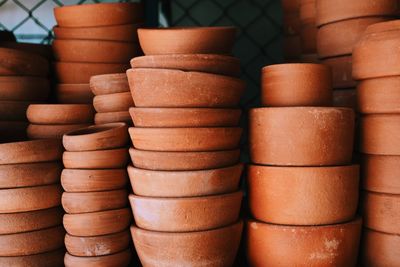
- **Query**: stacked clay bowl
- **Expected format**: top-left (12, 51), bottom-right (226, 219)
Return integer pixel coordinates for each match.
top-left (299, 0), bottom-right (319, 63)
top-left (247, 63), bottom-right (362, 266)
top-left (281, 0), bottom-right (302, 62)
top-left (128, 26), bottom-right (245, 266)
top-left (352, 20), bottom-right (400, 266)
top-left (61, 123), bottom-right (132, 267)
top-left (0, 139), bottom-right (65, 266)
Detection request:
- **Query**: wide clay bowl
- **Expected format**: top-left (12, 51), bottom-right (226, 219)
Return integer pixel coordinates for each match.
top-left (127, 68), bottom-right (245, 107)
top-left (249, 107), bottom-right (355, 166)
top-left (93, 92), bottom-right (134, 113)
top-left (94, 111), bottom-right (132, 125)
top-left (63, 123), bottom-right (128, 152)
top-left (64, 249), bottom-right (132, 267)
top-left (0, 101), bottom-right (30, 121)
top-left (63, 148), bottom-right (129, 169)
top-left (129, 148), bottom-right (240, 171)
top-left (56, 84), bottom-right (93, 104)
top-left (362, 229), bottom-right (400, 266)
top-left (63, 208), bottom-right (131, 236)
top-left (0, 47), bottom-right (48, 77)
top-left (54, 2), bottom-right (144, 27)
top-left (128, 164), bottom-right (242, 197)
top-left (0, 76), bottom-right (49, 101)
top-left (129, 127), bottom-right (242, 152)
top-left (247, 217), bottom-right (362, 267)
top-left (131, 220), bottom-right (243, 267)
top-left (129, 191), bottom-right (242, 232)
top-left (90, 73), bottom-right (129, 95)
top-left (27, 104), bottom-right (94, 124)
top-left (321, 56), bottom-right (356, 89)
top-left (0, 225), bottom-right (65, 256)
top-left (129, 107), bottom-right (241, 127)
top-left (131, 54), bottom-right (241, 77)
top-left (248, 164), bottom-right (359, 225)
top-left (138, 27), bottom-right (236, 55)
top-left (27, 124), bottom-right (90, 139)
top-left (261, 63), bottom-right (332, 107)
top-left (0, 248), bottom-right (64, 267)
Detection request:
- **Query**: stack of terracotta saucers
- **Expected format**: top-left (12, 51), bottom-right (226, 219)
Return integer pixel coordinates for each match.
top-left (247, 63), bottom-right (362, 266)
top-left (127, 26), bottom-right (245, 266)
top-left (0, 139), bottom-right (64, 266)
top-left (282, 0), bottom-right (302, 62)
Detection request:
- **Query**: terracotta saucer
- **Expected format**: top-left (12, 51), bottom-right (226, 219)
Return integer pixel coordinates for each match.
top-left (0, 47), bottom-right (48, 77)
top-left (0, 248), bottom-right (64, 267)
top-left (93, 92), bottom-right (134, 113)
top-left (89, 73), bottom-right (129, 95)
top-left (321, 56), bottom-right (356, 89)
top-left (0, 76), bottom-right (50, 101)
top-left (0, 101), bottom-right (31, 121)
top-left (27, 104), bottom-right (94, 125)
top-left (300, 24), bottom-right (317, 54)
top-left (56, 84), bottom-right (93, 104)
top-left (94, 111), bottom-right (132, 125)
top-left (0, 41), bottom-right (52, 59)
top-left (27, 124), bottom-right (91, 139)
top-left (63, 148), bottom-right (129, 169)
top-left (362, 229), bottom-right (400, 266)
top-left (64, 249), bottom-right (132, 267)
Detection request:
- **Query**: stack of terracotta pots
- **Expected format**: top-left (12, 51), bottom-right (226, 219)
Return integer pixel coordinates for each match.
top-left (299, 0), bottom-right (318, 63)
top-left (0, 139), bottom-right (64, 266)
top-left (353, 20), bottom-right (400, 266)
top-left (247, 63), bottom-right (362, 266)
top-left (61, 123), bottom-right (132, 266)
top-left (127, 26), bottom-right (245, 266)
top-left (282, 0), bottom-right (302, 62)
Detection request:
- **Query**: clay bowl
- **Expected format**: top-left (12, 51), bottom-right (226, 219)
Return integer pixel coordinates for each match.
top-left (61, 168), bottom-right (128, 193)
top-left (0, 101), bottom-right (30, 121)
top-left (63, 208), bottom-right (131, 236)
top-left (300, 24), bottom-right (317, 54)
top-left (128, 164), bottom-right (242, 197)
top-left (321, 56), bottom-right (356, 89)
top-left (0, 41), bottom-right (52, 59)
top-left (129, 148), bottom-right (240, 171)
top-left (131, 220), bottom-right (243, 267)
top-left (283, 35), bottom-right (302, 60)
top-left (56, 84), bottom-right (93, 104)
top-left (247, 217), bottom-right (362, 267)
top-left (128, 68), bottom-right (245, 107)
top-left (130, 54), bottom-right (241, 77)
top-left (129, 191), bottom-right (242, 232)
top-left (299, 0), bottom-right (316, 25)
top-left (0, 76), bottom-right (49, 101)
top-left (27, 124), bottom-right (91, 139)
top-left (0, 47), bottom-right (48, 77)
top-left (362, 229), bottom-right (400, 266)
top-left (130, 107), bottom-right (241, 127)
top-left (63, 148), bottom-right (129, 169)
top-left (333, 89), bottom-right (357, 110)
top-left (249, 107), bottom-right (355, 166)
top-left (261, 63), bottom-right (332, 107)
top-left (93, 92), bottom-right (134, 113)
top-left (94, 111), bottom-right (132, 125)
top-left (89, 73), bottom-right (129, 95)
top-left (248, 164), bottom-right (359, 225)
top-left (27, 104), bottom-right (94, 124)
top-left (0, 248), bottom-right (64, 267)
top-left (64, 249), bottom-right (132, 267)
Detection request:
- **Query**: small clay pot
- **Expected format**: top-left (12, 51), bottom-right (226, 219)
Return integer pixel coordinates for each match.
top-left (129, 127), bottom-right (242, 152)
top-left (0, 41), bottom-right (52, 60)
top-left (283, 35), bottom-right (302, 60)
top-left (300, 24), bottom-right (317, 53)
top-left (0, 47), bottom-right (48, 77)
top-left (249, 107), bottom-right (355, 166)
top-left (261, 63), bottom-right (332, 107)
top-left (129, 107), bottom-right (241, 127)
top-left (362, 229), bottom-right (400, 266)
top-left (0, 248), bottom-right (64, 267)
top-left (61, 168), bottom-right (128, 193)
top-left (127, 68), bottom-right (245, 108)
top-left (0, 101), bottom-right (30, 121)
top-left (247, 217), bottom-right (362, 267)
top-left (321, 56), bottom-right (356, 89)
top-left (248, 164), bottom-right (359, 225)
top-left (27, 104), bottom-right (94, 124)
top-left (27, 124), bottom-right (91, 140)
top-left (299, 0), bottom-right (315, 25)
top-left (283, 13), bottom-right (301, 35)
top-left (0, 76), bottom-right (50, 101)
top-left (63, 208), bottom-right (131, 236)
top-left (93, 92), bottom-right (134, 113)
top-left (131, 54), bottom-right (241, 77)
top-left (89, 73), bottom-right (129, 95)
top-left (64, 249), bottom-right (132, 267)
top-left (94, 111), bottom-right (132, 125)
top-left (131, 220), bottom-right (243, 267)
top-left (56, 84), bottom-right (93, 104)
top-left (63, 148), bottom-right (129, 169)
top-left (333, 89), bottom-right (357, 110)
top-left (129, 148), bottom-right (240, 171)
top-left (128, 164), bottom-right (242, 197)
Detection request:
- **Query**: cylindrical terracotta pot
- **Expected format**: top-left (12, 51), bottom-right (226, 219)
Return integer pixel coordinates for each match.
top-left (64, 249), bottom-right (131, 267)
top-left (333, 89), bottom-right (357, 110)
top-left (0, 76), bottom-right (50, 101)
top-left (0, 47), bottom-right (49, 77)
top-left (0, 248), bottom-right (64, 267)
top-left (93, 92), bottom-right (134, 113)
top-left (94, 111), bottom-right (131, 125)
top-left (362, 229), bottom-right (400, 266)
top-left (55, 84), bottom-right (93, 104)
top-left (89, 73), bottom-right (129, 96)
top-left (63, 148), bottom-right (129, 169)
top-left (27, 104), bottom-right (94, 125)
top-left (321, 56), bottom-right (356, 89)
top-left (300, 24), bottom-right (317, 54)
top-left (27, 124), bottom-right (90, 140)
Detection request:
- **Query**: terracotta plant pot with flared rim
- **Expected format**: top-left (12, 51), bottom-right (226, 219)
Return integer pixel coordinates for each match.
top-left (300, 24), bottom-right (317, 53)
top-left (27, 104), bottom-right (94, 125)
top-left (129, 107), bottom-right (241, 128)
top-left (248, 164), bottom-right (359, 225)
top-left (27, 124), bottom-right (91, 140)
top-left (299, 0), bottom-right (316, 25)
top-left (130, 54), bottom-right (241, 77)
top-left (56, 84), bottom-right (93, 104)
top-left (283, 35), bottom-right (302, 60)
top-left (0, 225), bottom-right (65, 256)
top-left (283, 14), bottom-right (301, 35)
top-left (131, 220), bottom-right (243, 267)
top-left (0, 47), bottom-right (49, 77)
top-left (321, 56), bottom-right (356, 89)
top-left (128, 164), bottom-right (242, 198)
top-left (333, 89), bottom-right (357, 109)
top-left (362, 229), bottom-right (400, 266)
top-left (63, 208), bottom-right (131, 236)
top-left (129, 148), bottom-right (240, 171)
top-left (54, 62), bottom-right (130, 84)
top-left (0, 248), bottom-right (64, 267)
top-left (64, 249), bottom-right (132, 267)
top-left (127, 68), bottom-right (245, 108)
top-left (0, 76), bottom-right (50, 101)
top-left (0, 139), bottom-right (63, 165)
top-left (249, 107), bottom-right (355, 166)
top-left (247, 217), bottom-right (362, 267)
top-left (93, 92), bottom-right (134, 113)
top-left (261, 63), bottom-right (332, 107)
top-left (300, 53), bottom-right (320, 63)
top-left (0, 101), bottom-right (32, 121)
top-left (63, 148), bottom-right (129, 169)
top-left (0, 41), bottom-right (53, 59)
top-left (94, 111), bottom-right (132, 125)
top-left (61, 168), bottom-right (128, 193)
top-left (89, 73), bottom-right (129, 95)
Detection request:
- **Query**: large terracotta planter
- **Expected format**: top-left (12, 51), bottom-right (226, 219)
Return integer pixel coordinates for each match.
top-left (64, 249), bottom-right (132, 267)
top-left (362, 229), bottom-right (400, 266)
top-left (0, 47), bottom-right (48, 77)
top-left (93, 92), bottom-right (134, 112)
top-left (94, 111), bottom-right (131, 125)
top-left (56, 84), bottom-right (93, 104)
top-left (27, 124), bottom-right (90, 139)
top-left (90, 73), bottom-right (129, 95)
top-left (0, 76), bottom-right (49, 101)
top-left (321, 56), bottom-right (355, 89)
top-left (27, 104), bottom-right (94, 124)
top-left (0, 248), bottom-right (64, 267)
top-left (63, 148), bottom-right (129, 169)
top-left (0, 101), bottom-right (30, 121)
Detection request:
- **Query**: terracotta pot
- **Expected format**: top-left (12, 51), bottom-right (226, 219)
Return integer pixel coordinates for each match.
top-left (27, 124), bottom-right (91, 140)
top-left (0, 121), bottom-right (28, 142)
top-left (261, 63), bottom-right (332, 107)
top-left (138, 27), bottom-right (236, 55)
top-left (0, 101), bottom-right (30, 121)
top-left (299, 0), bottom-right (315, 25)
top-left (63, 208), bottom-right (131, 236)
top-left (0, 225), bottom-right (64, 256)
top-left (362, 229), bottom-right (400, 266)
top-left (94, 111), bottom-right (132, 125)
top-left (248, 164), bottom-right (359, 225)
top-left (61, 168), bottom-right (128, 193)
top-left (129, 148), bottom-right (240, 171)
top-left (0, 76), bottom-right (49, 101)
top-left (128, 164), bottom-right (242, 197)
top-left (56, 84), bottom-right (93, 104)
top-left (0, 248), bottom-right (64, 267)
top-left (0, 41), bottom-right (52, 60)
top-left (131, 220), bottom-right (243, 267)
top-left (0, 47), bottom-right (48, 77)
top-left (64, 249), bottom-right (132, 267)
top-left (27, 104), bottom-right (94, 124)
top-left (283, 14), bottom-right (301, 35)
top-left (93, 92), bottom-right (134, 113)
top-left (131, 54), bottom-right (241, 77)
top-left (89, 73), bottom-right (129, 95)
top-left (321, 56), bottom-right (356, 89)
top-left (127, 68), bottom-right (245, 108)
top-left (63, 148), bottom-right (129, 169)
top-left (130, 107), bottom-right (241, 127)
top-left (247, 217), bottom-right (362, 267)
top-left (283, 35), bottom-right (302, 60)
top-left (300, 24), bottom-right (317, 53)
top-left (129, 127), bottom-right (242, 152)
top-left (333, 89), bottom-right (357, 110)
top-left (249, 107), bottom-right (355, 166)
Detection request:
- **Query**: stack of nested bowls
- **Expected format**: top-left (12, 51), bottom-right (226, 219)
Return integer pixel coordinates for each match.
top-left (299, 0), bottom-right (319, 63)
top-left (282, 0), bottom-right (302, 62)
top-left (353, 20), bottom-right (400, 267)
top-left (61, 123), bottom-right (132, 266)
top-left (127, 26), bottom-right (245, 266)
top-left (247, 63), bottom-right (362, 266)
top-left (0, 139), bottom-right (64, 266)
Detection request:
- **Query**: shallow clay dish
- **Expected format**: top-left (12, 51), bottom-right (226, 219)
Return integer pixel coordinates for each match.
top-left (27, 124), bottom-right (90, 139)
top-left (0, 248), bottom-right (64, 267)
top-left (0, 47), bottom-right (48, 77)
top-left (127, 68), bottom-right (245, 107)
top-left (27, 104), bottom-right (94, 124)
top-left (89, 73), bottom-right (129, 95)
top-left (93, 92), bottom-right (134, 112)
top-left (321, 56), bottom-right (355, 89)
top-left (0, 76), bottom-right (50, 101)
top-left (63, 148), bottom-right (129, 169)
top-left (362, 229), bottom-right (400, 266)
top-left (64, 249), bottom-right (132, 267)
top-left (300, 24), bottom-right (317, 54)
top-left (333, 89), bottom-right (357, 110)
top-left (0, 101), bottom-right (30, 121)
top-left (94, 111), bottom-right (132, 125)
top-left (56, 84), bottom-right (93, 104)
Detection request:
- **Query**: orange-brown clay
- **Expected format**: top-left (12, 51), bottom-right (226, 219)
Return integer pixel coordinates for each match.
top-left (362, 229), bottom-right (400, 266)
top-left (27, 104), bottom-right (94, 124)
top-left (321, 56), bottom-right (356, 89)
top-left (0, 47), bottom-right (48, 77)
top-left (63, 148), bottom-right (129, 169)
top-left (299, 0), bottom-right (316, 25)
top-left (0, 76), bottom-right (50, 101)
top-left (0, 248), bottom-right (64, 267)
top-left (64, 249), bottom-right (132, 267)
top-left (93, 92), bottom-right (134, 113)
top-left (89, 73), bottom-right (129, 95)
top-left (27, 124), bottom-right (90, 140)
top-left (94, 111), bottom-right (132, 125)
top-left (300, 24), bottom-right (317, 54)
top-left (56, 84), bottom-right (93, 104)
